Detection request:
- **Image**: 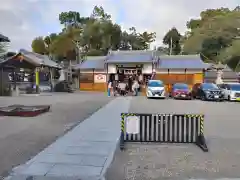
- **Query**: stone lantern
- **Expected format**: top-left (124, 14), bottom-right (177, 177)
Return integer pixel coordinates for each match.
top-left (212, 62), bottom-right (225, 84)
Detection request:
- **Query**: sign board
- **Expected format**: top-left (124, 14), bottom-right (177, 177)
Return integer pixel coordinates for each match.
top-left (94, 74), bottom-right (106, 83)
top-left (126, 116), bottom-right (140, 134)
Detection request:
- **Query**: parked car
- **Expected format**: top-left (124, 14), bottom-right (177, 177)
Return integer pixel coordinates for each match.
top-left (170, 83), bottom-right (192, 100)
top-left (218, 83), bottom-right (240, 101)
top-left (192, 83), bottom-right (224, 101)
top-left (146, 80), bottom-right (166, 98)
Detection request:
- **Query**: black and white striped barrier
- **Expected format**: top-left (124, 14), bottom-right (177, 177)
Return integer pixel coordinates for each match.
top-left (120, 113), bottom-right (208, 152)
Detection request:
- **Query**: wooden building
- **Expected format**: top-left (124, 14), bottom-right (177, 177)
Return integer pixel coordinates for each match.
top-left (155, 55), bottom-right (209, 91)
top-left (75, 51), bottom-right (209, 93)
top-left (75, 56), bottom-right (107, 91)
top-left (0, 49), bottom-right (59, 93)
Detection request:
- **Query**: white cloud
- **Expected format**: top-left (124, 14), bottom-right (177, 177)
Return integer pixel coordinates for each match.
top-left (0, 0), bottom-right (239, 51)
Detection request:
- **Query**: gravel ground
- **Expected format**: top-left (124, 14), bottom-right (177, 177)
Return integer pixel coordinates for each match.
top-left (0, 92), bottom-right (113, 179)
top-left (105, 97), bottom-right (240, 180)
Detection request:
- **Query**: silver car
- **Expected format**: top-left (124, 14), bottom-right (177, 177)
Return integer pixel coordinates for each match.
top-left (146, 80), bottom-right (166, 98)
top-left (218, 83), bottom-right (240, 101)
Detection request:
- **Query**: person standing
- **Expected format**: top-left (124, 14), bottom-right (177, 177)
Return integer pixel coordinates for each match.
top-left (132, 80), bottom-right (139, 96)
top-left (107, 80), bottom-right (112, 97)
top-left (118, 81), bottom-right (127, 96)
top-left (128, 76), bottom-right (132, 93)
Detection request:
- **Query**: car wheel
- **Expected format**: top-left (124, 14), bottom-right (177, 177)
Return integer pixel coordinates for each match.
top-left (201, 95), bottom-right (206, 101)
top-left (228, 95), bottom-right (231, 101)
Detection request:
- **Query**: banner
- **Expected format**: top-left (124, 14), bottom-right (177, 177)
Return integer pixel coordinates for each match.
top-left (94, 74), bottom-right (106, 83)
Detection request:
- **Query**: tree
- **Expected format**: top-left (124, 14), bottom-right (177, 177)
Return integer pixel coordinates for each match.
top-left (50, 27), bottom-right (81, 59)
top-left (59, 11), bottom-right (82, 30)
top-left (32, 6), bottom-right (156, 62)
top-left (183, 8), bottom-right (240, 62)
top-left (182, 7), bottom-right (240, 83)
top-left (139, 31), bottom-right (156, 50)
top-left (91, 6), bottom-right (111, 20)
top-left (31, 37), bottom-right (48, 55)
top-left (157, 46), bottom-right (168, 54)
top-left (163, 27), bottom-right (182, 55)
top-left (0, 43), bottom-right (7, 54)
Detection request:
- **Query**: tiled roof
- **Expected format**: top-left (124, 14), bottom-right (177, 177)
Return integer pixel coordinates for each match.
top-left (105, 50), bottom-right (158, 63)
top-left (158, 55), bottom-right (209, 69)
top-left (206, 63), bottom-right (232, 71)
top-left (0, 34), bottom-right (10, 42)
top-left (74, 56), bottom-right (106, 69)
top-left (19, 49), bottom-right (59, 68)
top-left (204, 71), bottom-right (238, 78)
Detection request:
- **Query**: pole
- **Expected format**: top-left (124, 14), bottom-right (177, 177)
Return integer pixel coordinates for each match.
top-left (170, 37), bottom-right (173, 55)
top-left (35, 68), bottom-right (39, 93)
top-left (69, 59), bottom-right (72, 82)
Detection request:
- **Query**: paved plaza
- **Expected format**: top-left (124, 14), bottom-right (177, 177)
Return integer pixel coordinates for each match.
top-left (105, 97), bottom-right (240, 180)
top-left (1, 93), bottom-right (240, 180)
top-left (0, 92), bottom-right (113, 179)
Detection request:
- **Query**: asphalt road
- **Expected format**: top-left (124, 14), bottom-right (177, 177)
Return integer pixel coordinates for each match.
top-left (0, 92), bottom-right (113, 179)
top-left (105, 97), bottom-right (240, 180)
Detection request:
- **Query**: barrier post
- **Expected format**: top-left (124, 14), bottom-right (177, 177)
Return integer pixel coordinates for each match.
top-left (120, 113), bottom-right (125, 150)
top-left (196, 115), bottom-right (208, 152)
top-left (120, 113), bottom-right (208, 152)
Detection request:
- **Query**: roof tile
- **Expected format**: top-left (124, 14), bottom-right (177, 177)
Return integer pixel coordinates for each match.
top-left (158, 55), bottom-right (209, 69)
top-left (19, 49), bottom-right (58, 68)
top-left (106, 50), bottom-right (157, 63)
top-left (74, 56), bottom-right (106, 69)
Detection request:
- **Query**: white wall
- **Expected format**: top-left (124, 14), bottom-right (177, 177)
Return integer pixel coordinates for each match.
top-left (80, 69), bottom-right (106, 74)
top-left (156, 69), bottom-right (203, 74)
top-left (156, 69), bottom-right (168, 74)
top-left (142, 63), bottom-right (153, 74)
top-left (79, 69), bottom-right (93, 73)
top-left (94, 69), bottom-right (106, 74)
top-left (169, 69), bottom-right (185, 74)
top-left (107, 63), bottom-right (153, 74)
top-left (107, 64), bottom-right (117, 73)
top-left (186, 69), bottom-right (203, 74)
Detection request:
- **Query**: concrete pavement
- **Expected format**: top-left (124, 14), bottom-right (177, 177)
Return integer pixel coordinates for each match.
top-left (6, 97), bottom-right (132, 180)
top-left (105, 97), bottom-right (240, 180)
top-left (0, 93), bottom-right (113, 179)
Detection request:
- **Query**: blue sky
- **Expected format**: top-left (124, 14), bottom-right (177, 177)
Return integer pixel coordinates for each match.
top-left (0, 0), bottom-right (239, 51)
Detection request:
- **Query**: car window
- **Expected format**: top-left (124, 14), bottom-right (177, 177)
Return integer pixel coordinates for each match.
top-left (148, 81), bottom-right (163, 87)
top-left (173, 84), bottom-right (189, 90)
top-left (218, 84), bottom-right (225, 89)
top-left (226, 85), bottom-right (230, 90)
top-left (201, 83), bottom-right (219, 90)
top-left (229, 84), bottom-right (240, 91)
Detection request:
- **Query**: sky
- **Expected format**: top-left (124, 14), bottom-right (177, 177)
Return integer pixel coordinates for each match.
top-left (0, 0), bottom-right (239, 51)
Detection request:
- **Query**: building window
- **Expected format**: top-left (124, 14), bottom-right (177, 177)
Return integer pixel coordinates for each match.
top-left (79, 73), bottom-right (94, 83)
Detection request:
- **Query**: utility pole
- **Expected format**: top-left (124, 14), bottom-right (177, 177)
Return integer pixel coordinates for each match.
top-left (169, 37), bottom-right (173, 55)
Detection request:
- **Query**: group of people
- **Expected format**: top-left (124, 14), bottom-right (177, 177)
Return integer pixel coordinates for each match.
top-left (108, 77), bottom-right (140, 97)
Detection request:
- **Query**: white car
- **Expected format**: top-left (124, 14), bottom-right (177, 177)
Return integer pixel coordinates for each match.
top-left (146, 80), bottom-right (166, 98)
top-left (218, 83), bottom-right (240, 101)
